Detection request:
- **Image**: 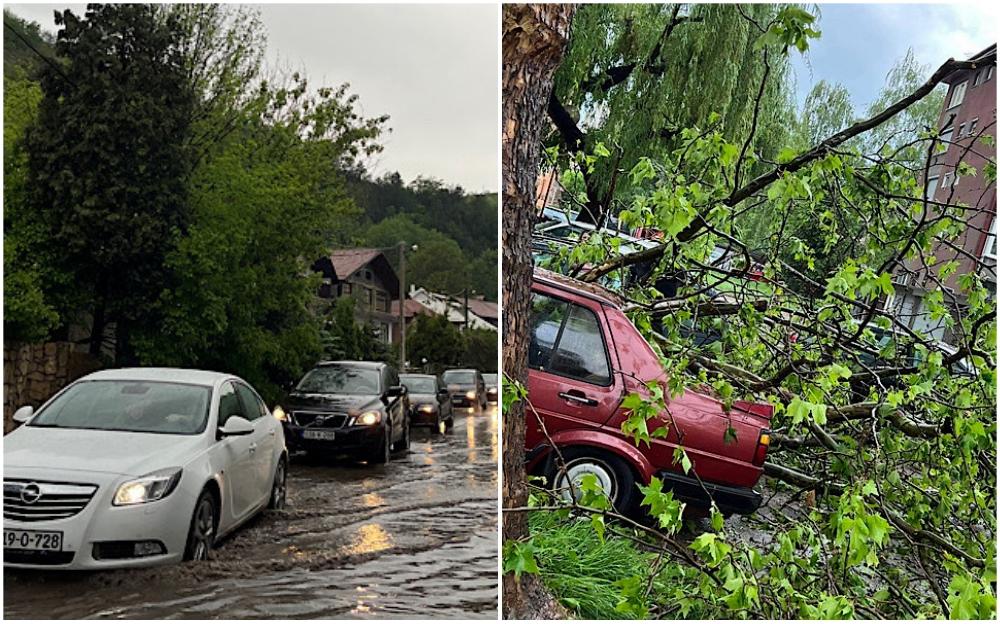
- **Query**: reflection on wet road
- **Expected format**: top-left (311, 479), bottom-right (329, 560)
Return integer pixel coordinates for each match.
top-left (3, 408), bottom-right (499, 619)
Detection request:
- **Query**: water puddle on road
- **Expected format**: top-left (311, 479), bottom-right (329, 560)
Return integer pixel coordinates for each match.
top-left (3, 409), bottom-right (499, 619)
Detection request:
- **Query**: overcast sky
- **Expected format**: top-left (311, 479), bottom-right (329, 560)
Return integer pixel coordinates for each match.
top-left (6, 2), bottom-right (996, 178)
top-left (790, 3), bottom-right (998, 111)
top-left (6, 3), bottom-right (500, 193)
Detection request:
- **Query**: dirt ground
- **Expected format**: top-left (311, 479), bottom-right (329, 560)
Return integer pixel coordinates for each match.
top-left (3, 408), bottom-right (499, 619)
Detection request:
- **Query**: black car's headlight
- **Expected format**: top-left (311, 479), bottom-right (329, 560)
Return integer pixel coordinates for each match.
top-left (113, 468), bottom-right (183, 506)
top-left (352, 410), bottom-right (382, 426)
top-left (418, 404), bottom-right (437, 414)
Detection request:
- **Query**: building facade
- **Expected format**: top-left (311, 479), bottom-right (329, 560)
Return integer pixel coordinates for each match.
top-left (889, 44), bottom-right (997, 343)
top-left (313, 249), bottom-right (401, 343)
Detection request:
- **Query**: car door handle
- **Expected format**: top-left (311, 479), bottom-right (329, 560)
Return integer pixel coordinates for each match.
top-left (558, 391), bottom-right (598, 407)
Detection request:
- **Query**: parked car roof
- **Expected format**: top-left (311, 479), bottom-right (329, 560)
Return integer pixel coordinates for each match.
top-left (81, 368), bottom-right (233, 386)
top-left (534, 267), bottom-right (622, 307)
top-left (315, 360), bottom-right (386, 369)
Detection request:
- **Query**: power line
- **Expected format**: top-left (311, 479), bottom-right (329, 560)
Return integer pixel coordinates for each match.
top-left (3, 18), bottom-right (75, 87)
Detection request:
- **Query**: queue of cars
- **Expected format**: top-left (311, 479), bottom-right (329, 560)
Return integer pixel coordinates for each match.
top-left (3, 362), bottom-right (495, 571)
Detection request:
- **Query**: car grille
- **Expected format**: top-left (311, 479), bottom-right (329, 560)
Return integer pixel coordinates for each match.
top-left (3, 479), bottom-right (98, 523)
top-left (291, 411), bottom-right (350, 428)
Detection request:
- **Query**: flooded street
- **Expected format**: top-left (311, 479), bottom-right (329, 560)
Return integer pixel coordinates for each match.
top-left (4, 408), bottom-right (499, 619)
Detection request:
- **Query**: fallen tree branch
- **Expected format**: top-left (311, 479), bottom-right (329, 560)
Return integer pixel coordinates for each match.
top-left (579, 57), bottom-right (982, 282)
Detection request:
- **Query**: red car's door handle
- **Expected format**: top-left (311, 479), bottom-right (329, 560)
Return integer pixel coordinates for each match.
top-left (558, 391), bottom-right (598, 407)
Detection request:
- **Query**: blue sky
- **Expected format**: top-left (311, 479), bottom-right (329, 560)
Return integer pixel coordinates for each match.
top-left (791, 3), bottom-right (998, 111)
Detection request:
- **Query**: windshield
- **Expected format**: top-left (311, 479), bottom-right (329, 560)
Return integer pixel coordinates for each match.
top-left (482, 374), bottom-right (497, 385)
top-left (29, 380), bottom-right (211, 435)
top-left (400, 376), bottom-right (437, 393)
top-left (443, 370), bottom-right (475, 384)
top-left (296, 365), bottom-right (381, 394)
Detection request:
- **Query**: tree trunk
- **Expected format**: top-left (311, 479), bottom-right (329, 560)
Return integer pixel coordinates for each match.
top-left (501, 3), bottom-right (575, 618)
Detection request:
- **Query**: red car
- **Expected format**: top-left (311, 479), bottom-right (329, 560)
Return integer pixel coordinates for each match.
top-left (525, 269), bottom-right (772, 516)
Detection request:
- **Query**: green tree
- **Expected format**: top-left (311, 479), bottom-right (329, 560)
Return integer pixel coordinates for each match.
top-left (3, 71), bottom-right (62, 343)
top-left (23, 4), bottom-right (196, 360)
top-left (407, 313), bottom-right (464, 372)
top-left (460, 328), bottom-right (498, 373)
top-left (133, 70), bottom-right (386, 401)
top-left (548, 3), bottom-right (799, 225)
top-left (320, 297), bottom-right (391, 363)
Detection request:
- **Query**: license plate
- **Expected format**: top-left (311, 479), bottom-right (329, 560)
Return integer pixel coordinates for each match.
top-left (303, 429), bottom-right (336, 441)
top-left (3, 529), bottom-right (63, 552)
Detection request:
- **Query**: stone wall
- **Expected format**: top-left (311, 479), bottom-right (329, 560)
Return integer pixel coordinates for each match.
top-left (3, 342), bottom-right (101, 433)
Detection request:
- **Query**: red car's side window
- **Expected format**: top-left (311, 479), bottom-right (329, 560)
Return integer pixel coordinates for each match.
top-left (529, 291), bottom-right (612, 386)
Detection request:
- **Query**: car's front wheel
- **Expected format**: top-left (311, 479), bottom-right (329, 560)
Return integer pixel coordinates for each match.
top-left (268, 457), bottom-right (287, 510)
top-left (550, 448), bottom-right (638, 516)
top-left (184, 490), bottom-right (217, 561)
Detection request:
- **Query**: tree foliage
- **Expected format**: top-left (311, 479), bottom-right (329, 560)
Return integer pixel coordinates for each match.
top-left (22, 4), bottom-right (196, 358)
top-left (407, 313), bottom-right (465, 373)
top-left (547, 3), bottom-right (798, 225)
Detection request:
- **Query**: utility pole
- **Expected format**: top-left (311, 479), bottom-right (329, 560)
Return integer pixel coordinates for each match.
top-left (464, 287), bottom-right (469, 329)
top-left (398, 241), bottom-right (406, 370)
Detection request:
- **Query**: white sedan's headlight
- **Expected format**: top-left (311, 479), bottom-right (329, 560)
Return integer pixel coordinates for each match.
top-left (418, 404), bottom-right (437, 414)
top-left (113, 468), bottom-right (183, 506)
top-left (465, 390), bottom-right (476, 400)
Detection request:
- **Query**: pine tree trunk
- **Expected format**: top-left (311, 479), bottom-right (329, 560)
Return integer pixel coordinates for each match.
top-left (501, 4), bottom-right (575, 617)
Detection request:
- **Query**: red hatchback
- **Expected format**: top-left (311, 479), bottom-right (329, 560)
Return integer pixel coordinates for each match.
top-left (525, 269), bottom-right (772, 516)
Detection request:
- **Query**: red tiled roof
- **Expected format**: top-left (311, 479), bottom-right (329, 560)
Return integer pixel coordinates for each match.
top-left (328, 248), bottom-right (383, 279)
top-left (389, 299), bottom-right (433, 319)
top-left (465, 298), bottom-right (498, 320)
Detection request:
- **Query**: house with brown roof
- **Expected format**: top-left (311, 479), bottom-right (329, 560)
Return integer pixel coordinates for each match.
top-left (464, 297), bottom-right (498, 327)
top-left (312, 249), bottom-right (401, 343)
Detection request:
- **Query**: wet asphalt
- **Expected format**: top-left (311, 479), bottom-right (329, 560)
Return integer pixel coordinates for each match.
top-left (3, 407), bottom-right (499, 619)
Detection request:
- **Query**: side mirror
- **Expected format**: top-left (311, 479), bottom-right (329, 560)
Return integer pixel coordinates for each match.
top-left (385, 385), bottom-right (405, 398)
top-left (437, 388), bottom-right (449, 398)
top-left (219, 415), bottom-right (254, 437)
top-left (12, 405), bottom-right (34, 424)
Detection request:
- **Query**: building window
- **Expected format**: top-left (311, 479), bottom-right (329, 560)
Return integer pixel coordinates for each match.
top-left (988, 66), bottom-right (995, 82)
top-left (941, 172), bottom-right (952, 188)
top-left (924, 176), bottom-right (939, 200)
top-left (957, 122), bottom-right (966, 137)
top-left (343, 283), bottom-right (352, 295)
top-left (940, 125), bottom-right (953, 144)
top-left (985, 218), bottom-right (997, 261)
top-left (968, 118), bottom-right (979, 136)
top-left (973, 69), bottom-right (984, 87)
top-left (364, 269), bottom-right (373, 280)
top-left (949, 80), bottom-right (968, 108)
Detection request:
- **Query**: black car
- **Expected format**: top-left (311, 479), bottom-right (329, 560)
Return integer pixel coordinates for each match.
top-left (483, 373), bottom-right (498, 404)
top-left (400, 373), bottom-right (454, 432)
top-left (278, 361), bottom-right (410, 464)
top-left (442, 368), bottom-right (487, 410)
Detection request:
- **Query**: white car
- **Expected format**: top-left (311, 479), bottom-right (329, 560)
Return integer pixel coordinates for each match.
top-left (3, 368), bottom-right (287, 570)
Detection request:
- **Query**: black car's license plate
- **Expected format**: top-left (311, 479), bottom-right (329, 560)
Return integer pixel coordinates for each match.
top-left (303, 429), bottom-right (336, 441)
top-left (3, 529), bottom-right (63, 552)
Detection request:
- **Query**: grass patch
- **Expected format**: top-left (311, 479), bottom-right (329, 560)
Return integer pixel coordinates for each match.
top-left (529, 511), bottom-right (657, 619)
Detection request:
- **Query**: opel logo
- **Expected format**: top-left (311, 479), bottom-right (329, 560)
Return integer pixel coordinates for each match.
top-left (20, 483), bottom-right (42, 505)
top-left (314, 415), bottom-right (327, 426)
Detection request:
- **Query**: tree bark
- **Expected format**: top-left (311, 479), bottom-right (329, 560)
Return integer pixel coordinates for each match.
top-left (501, 3), bottom-right (575, 618)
